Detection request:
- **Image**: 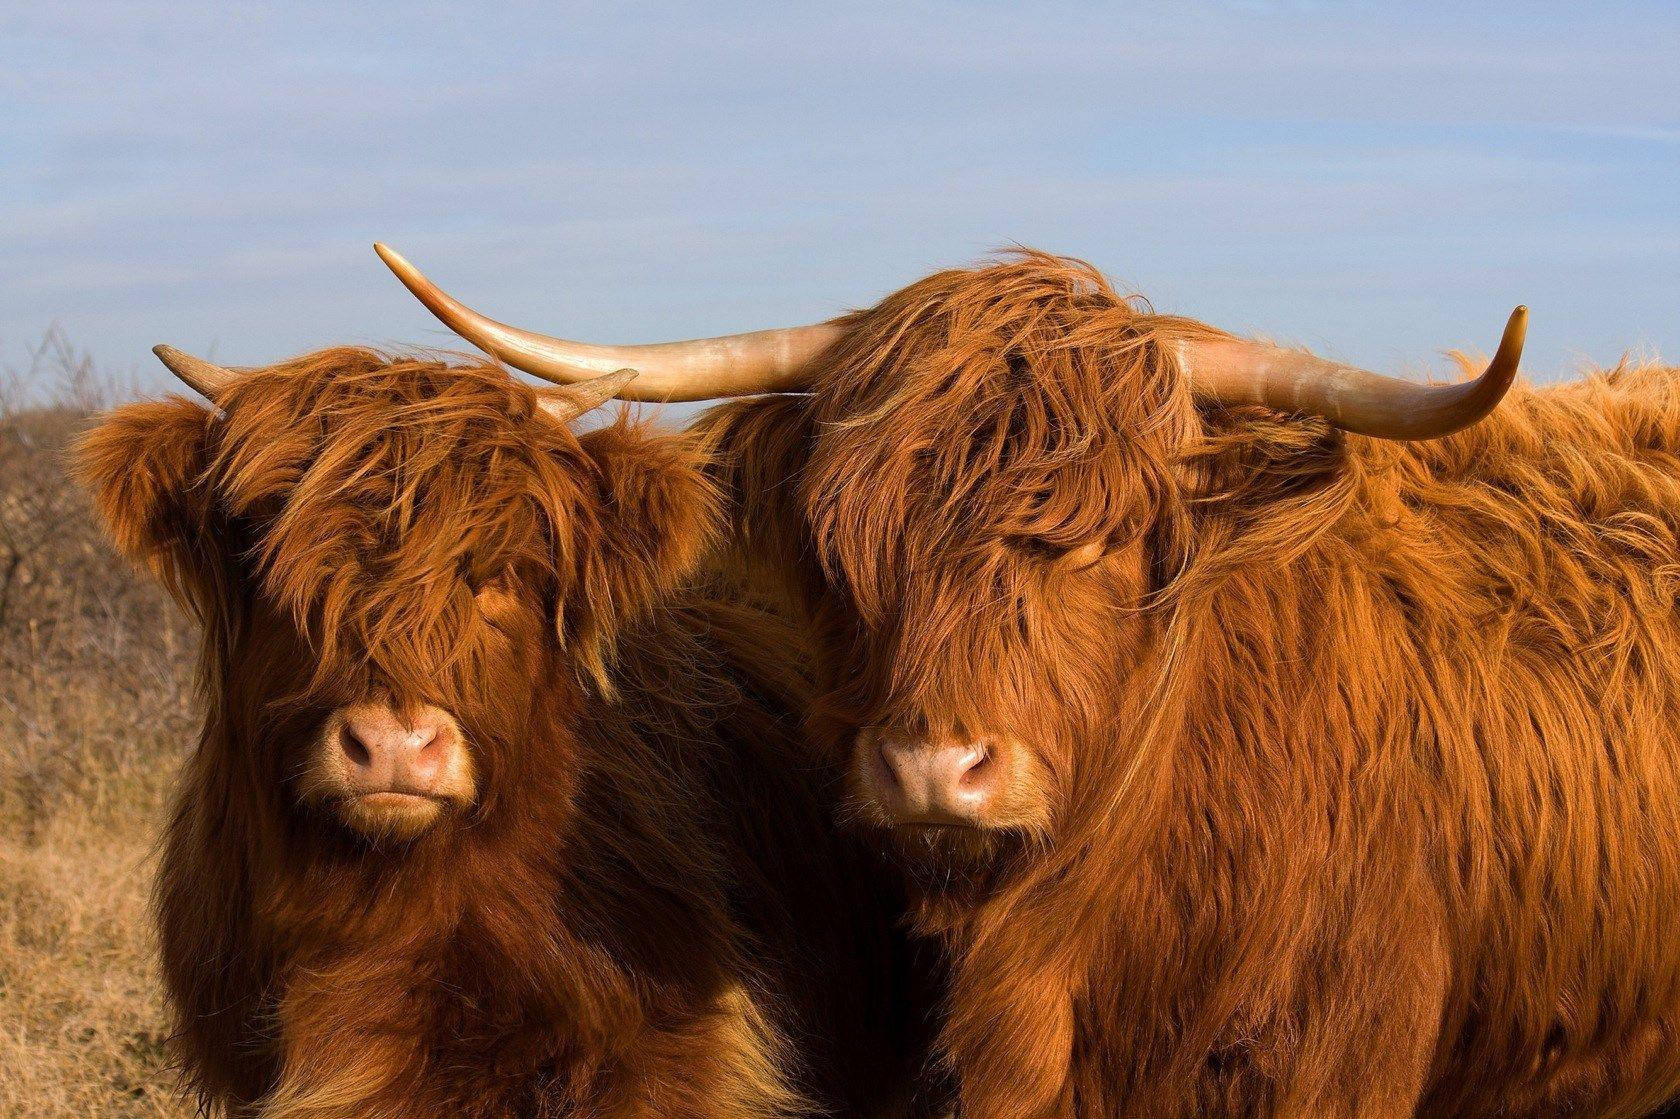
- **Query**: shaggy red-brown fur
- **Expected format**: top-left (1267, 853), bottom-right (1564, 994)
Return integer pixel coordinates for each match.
top-left (76, 350), bottom-right (931, 1119)
top-left (700, 252), bottom-right (1680, 1119)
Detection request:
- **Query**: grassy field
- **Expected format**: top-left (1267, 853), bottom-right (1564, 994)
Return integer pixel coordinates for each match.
top-left (1, 345), bottom-right (197, 1117)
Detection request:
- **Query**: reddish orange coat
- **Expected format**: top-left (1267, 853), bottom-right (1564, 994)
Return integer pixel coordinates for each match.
top-left (79, 351), bottom-right (929, 1119)
top-left (703, 253), bottom-right (1680, 1119)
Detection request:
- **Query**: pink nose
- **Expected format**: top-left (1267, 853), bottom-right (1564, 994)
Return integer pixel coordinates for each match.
top-left (867, 738), bottom-right (1000, 826)
top-left (337, 704), bottom-right (457, 797)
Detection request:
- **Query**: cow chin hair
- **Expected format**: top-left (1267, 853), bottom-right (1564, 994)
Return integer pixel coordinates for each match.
top-left (884, 826), bottom-right (1038, 924)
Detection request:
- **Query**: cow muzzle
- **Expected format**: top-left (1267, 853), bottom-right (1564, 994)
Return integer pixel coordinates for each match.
top-left (304, 702), bottom-right (477, 840)
top-left (857, 732), bottom-right (1016, 829)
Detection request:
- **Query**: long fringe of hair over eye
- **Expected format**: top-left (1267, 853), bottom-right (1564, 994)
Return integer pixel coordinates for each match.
top-left (191, 348), bottom-right (713, 701)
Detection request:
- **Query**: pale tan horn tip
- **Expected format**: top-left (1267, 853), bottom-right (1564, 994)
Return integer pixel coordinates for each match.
top-left (1405, 304), bottom-right (1526, 440)
top-left (1475, 304), bottom-right (1528, 405)
top-left (371, 242), bottom-right (489, 354)
top-left (373, 242), bottom-right (421, 287)
top-left (538, 367), bottom-right (641, 422)
top-left (573, 367), bottom-right (641, 402)
top-left (1499, 306), bottom-right (1528, 367)
top-left (153, 344), bottom-right (240, 399)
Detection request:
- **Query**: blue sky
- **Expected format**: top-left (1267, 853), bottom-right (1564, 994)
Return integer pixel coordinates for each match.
top-left (4, 1), bottom-right (1676, 404)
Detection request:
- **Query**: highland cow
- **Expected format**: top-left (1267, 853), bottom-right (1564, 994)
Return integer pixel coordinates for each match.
top-left (386, 245), bottom-right (1680, 1119)
top-left (77, 345), bottom-right (929, 1119)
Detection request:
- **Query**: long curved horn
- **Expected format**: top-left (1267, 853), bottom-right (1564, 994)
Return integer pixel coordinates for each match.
top-left (536, 368), bottom-right (640, 423)
top-left (1180, 307), bottom-right (1526, 440)
top-left (374, 243), bottom-right (840, 402)
top-left (152, 345), bottom-right (243, 399)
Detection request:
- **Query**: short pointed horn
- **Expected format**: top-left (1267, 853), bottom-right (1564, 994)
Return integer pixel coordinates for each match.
top-left (152, 345), bottom-right (243, 399)
top-left (374, 243), bottom-right (840, 402)
top-left (536, 368), bottom-right (640, 423)
top-left (1181, 306), bottom-right (1527, 440)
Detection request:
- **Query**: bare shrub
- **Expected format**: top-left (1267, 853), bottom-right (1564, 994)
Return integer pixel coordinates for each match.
top-left (1, 332), bottom-right (194, 1117)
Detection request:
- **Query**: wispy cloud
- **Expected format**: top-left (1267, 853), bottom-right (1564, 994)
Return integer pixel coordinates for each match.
top-left (3, 0), bottom-right (1675, 388)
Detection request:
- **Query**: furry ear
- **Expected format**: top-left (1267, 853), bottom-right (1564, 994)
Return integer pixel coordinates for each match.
top-left (74, 398), bottom-right (217, 606)
top-left (565, 421), bottom-right (722, 689)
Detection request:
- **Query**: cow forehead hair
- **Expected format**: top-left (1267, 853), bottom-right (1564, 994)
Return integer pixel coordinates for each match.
top-left (801, 251), bottom-right (1206, 590)
top-left (204, 347), bottom-right (605, 654)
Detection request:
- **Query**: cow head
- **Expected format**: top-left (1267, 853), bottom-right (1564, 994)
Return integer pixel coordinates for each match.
top-left (376, 246), bottom-right (1522, 898)
top-left (708, 258), bottom-right (1211, 887)
top-left (78, 346), bottom-right (714, 847)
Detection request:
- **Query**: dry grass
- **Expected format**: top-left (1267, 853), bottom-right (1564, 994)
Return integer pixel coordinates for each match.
top-left (1, 335), bottom-right (196, 1117)
top-left (0, 810), bottom-right (183, 1117)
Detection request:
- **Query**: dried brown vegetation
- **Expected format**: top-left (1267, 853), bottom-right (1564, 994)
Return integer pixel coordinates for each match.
top-left (1, 333), bottom-right (195, 1117)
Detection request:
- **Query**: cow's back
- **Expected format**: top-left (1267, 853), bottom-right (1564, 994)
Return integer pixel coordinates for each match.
top-left (1116, 365), bottom-right (1680, 1118)
top-left (1353, 363), bottom-right (1680, 1116)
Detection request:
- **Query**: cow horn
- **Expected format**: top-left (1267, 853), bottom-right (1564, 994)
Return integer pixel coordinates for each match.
top-left (1180, 307), bottom-right (1526, 440)
top-left (152, 345), bottom-right (243, 399)
top-left (537, 368), bottom-right (640, 423)
top-left (374, 243), bottom-right (840, 402)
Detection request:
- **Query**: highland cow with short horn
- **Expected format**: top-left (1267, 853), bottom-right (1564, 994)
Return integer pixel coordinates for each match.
top-left (78, 344), bottom-right (930, 1119)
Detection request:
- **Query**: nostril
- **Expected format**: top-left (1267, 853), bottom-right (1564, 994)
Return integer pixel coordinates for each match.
top-left (412, 726), bottom-right (442, 758)
top-left (957, 747), bottom-right (993, 785)
top-left (339, 724), bottom-right (373, 769)
top-left (409, 727), bottom-right (447, 777)
top-left (876, 741), bottom-right (903, 790)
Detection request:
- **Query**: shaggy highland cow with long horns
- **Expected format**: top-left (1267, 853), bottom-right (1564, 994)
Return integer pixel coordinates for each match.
top-left (384, 244), bottom-right (1680, 1119)
top-left (77, 346), bottom-right (931, 1119)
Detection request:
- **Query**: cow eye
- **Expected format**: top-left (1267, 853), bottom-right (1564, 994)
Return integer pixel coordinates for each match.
top-left (1006, 537), bottom-right (1107, 570)
top-left (1058, 540), bottom-right (1108, 571)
